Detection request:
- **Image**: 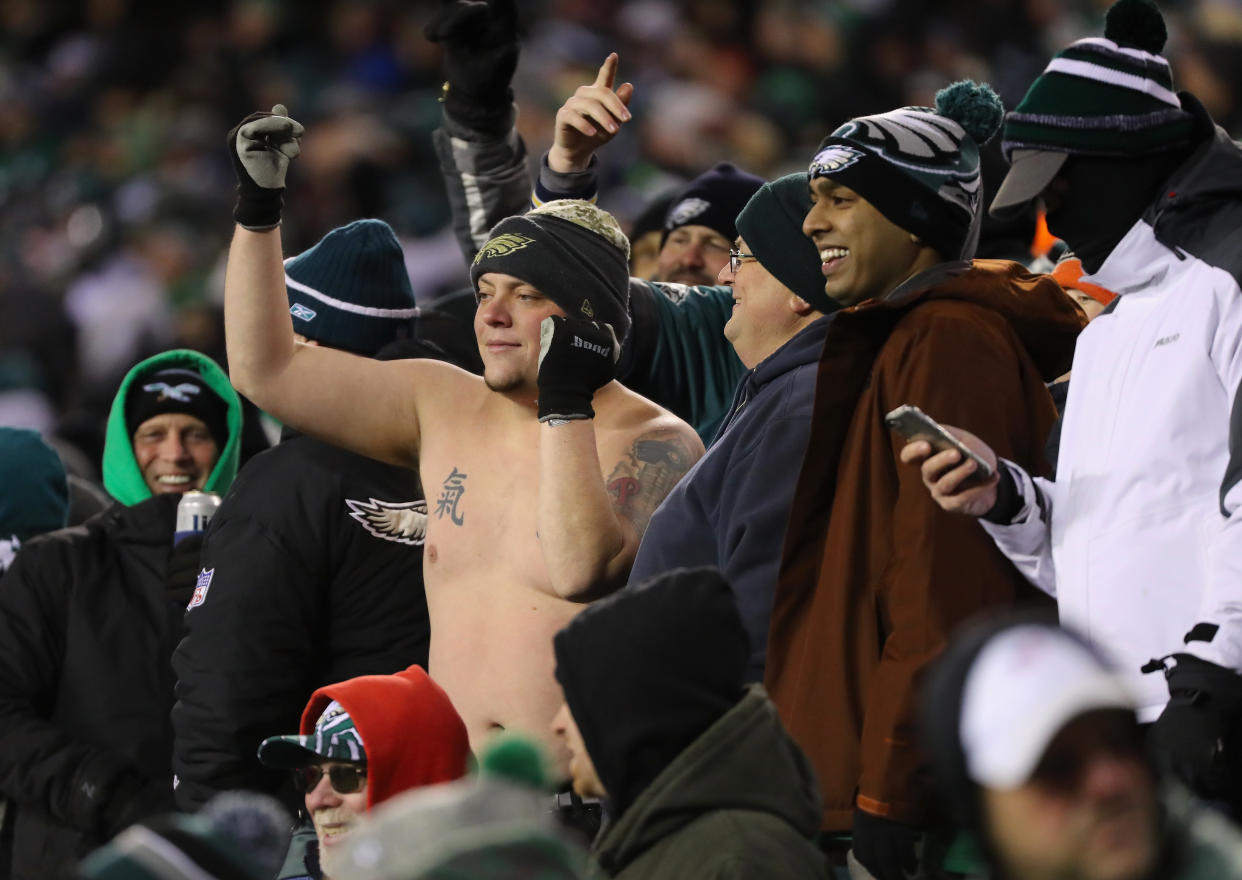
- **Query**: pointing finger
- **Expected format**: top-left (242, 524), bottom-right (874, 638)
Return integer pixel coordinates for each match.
top-left (594, 52), bottom-right (619, 90)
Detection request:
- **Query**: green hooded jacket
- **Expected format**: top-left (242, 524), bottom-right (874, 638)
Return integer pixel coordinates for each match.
top-left (589, 687), bottom-right (825, 880)
top-left (102, 349), bottom-right (243, 505)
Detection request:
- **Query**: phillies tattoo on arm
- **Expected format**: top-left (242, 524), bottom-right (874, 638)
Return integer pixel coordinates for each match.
top-left (606, 429), bottom-right (695, 538)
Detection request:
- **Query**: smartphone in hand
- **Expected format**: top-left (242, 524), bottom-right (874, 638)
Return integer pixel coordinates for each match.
top-left (885, 405), bottom-right (995, 483)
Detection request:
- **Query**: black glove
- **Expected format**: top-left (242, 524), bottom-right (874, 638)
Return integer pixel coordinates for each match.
top-left (100, 772), bottom-right (176, 839)
top-left (536, 316), bottom-right (618, 423)
top-left (851, 809), bottom-right (920, 880)
top-left (227, 104), bottom-right (304, 230)
top-left (167, 532), bottom-right (205, 608)
top-left (1148, 652), bottom-right (1242, 807)
top-left (424, 0), bottom-right (520, 136)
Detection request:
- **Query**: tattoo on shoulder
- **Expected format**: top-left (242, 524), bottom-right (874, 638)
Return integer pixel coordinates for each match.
top-left (606, 428), bottom-right (696, 538)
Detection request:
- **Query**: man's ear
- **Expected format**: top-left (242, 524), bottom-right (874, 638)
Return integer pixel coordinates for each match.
top-left (788, 294), bottom-right (816, 317)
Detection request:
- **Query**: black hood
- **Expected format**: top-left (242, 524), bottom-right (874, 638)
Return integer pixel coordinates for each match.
top-left (553, 567), bottom-right (749, 819)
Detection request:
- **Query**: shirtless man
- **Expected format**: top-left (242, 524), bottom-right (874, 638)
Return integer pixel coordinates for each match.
top-left (221, 106), bottom-right (703, 765)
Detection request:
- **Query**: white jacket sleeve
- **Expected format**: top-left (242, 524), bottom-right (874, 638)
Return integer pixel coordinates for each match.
top-left (979, 458), bottom-right (1058, 598)
top-left (1189, 274), bottom-right (1242, 672)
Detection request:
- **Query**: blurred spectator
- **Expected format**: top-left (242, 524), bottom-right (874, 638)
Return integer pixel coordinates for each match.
top-left (0, 427), bottom-right (69, 575)
top-left (0, 349), bottom-right (241, 879)
top-left (78, 791), bottom-right (293, 880)
top-left (771, 83), bottom-right (1083, 880)
top-left (552, 567), bottom-right (825, 880)
top-left (256, 665), bottom-right (470, 880)
top-left (333, 735), bottom-right (587, 880)
top-left (921, 614), bottom-right (1242, 880)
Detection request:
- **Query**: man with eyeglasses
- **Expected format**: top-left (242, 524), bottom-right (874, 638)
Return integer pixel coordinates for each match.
top-left (257, 665), bottom-right (469, 879)
top-left (922, 614), bottom-right (1242, 880)
top-left (624, 173), bottom-right (834, 683)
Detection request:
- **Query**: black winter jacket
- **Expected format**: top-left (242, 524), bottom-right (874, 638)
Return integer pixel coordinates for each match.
top-left (171, 433), bottom-right (430, 811)
top-left (0, 494), bottom-right (182, 880)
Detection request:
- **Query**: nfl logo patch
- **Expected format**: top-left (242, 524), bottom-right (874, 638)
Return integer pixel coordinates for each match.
top-left (187, 568), bottom-right (214, 610)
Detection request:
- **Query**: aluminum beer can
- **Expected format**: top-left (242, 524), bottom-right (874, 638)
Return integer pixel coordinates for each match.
top-left (175, 490), bottom-right (221, 544)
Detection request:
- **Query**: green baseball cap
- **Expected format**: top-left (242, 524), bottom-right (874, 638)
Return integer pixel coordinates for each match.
top-left (258, 699), bottom-right (366, 768)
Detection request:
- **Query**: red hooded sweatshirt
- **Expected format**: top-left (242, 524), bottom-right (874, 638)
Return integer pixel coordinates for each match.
top-left (298, 665), bottom-right (469, 809)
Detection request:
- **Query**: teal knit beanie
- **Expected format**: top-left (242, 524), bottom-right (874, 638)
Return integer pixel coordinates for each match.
top-left (735, 173), bottom-right (836, 314)
top-left (284, 219), bottom-right (421, 356)
top-left (0, 428), bottom-right (68, 542)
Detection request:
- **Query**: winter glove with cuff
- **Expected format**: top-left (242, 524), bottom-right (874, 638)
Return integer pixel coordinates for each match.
top-left (227, 104), bottom-right (304, 230)
top-left (536, 316), bottom-right (618, 423)
top-left (850, 808), bottom-right (921, 880)
top-left (424, 0), bottom-right (520, 137)
top-left (1147, 650), bottom-right (1242, 810)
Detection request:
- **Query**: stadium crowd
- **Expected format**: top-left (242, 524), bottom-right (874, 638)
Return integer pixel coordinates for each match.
top-left (4, 0), bottom-right (1242, 878)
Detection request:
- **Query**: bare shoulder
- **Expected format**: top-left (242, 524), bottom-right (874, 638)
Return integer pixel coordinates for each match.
top-left (597, 386), bottom-right (704, 539)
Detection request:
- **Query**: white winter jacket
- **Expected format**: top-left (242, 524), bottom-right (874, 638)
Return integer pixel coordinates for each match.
top-left (983, 122), bottom-right (1242, 720)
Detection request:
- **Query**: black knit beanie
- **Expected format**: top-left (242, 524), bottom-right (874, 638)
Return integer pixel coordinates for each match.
top-left (553, 566), bottom-right (750, 819)
top-left (125, 367), bottom-right (229, 448)
top-left (470, 200), bottom-right (632, 342)
top-left (661, 162), bottom-right (765, 246)
top-left (735, 172), bottom-right (837, 314)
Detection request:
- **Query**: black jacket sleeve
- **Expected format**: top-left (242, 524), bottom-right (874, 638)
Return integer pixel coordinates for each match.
top-left (0, 539), bottom-right (143, 834)
top-left (171, 513), bottom-right (319, 810)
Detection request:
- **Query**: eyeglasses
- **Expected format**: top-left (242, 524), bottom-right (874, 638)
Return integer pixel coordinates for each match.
top-left (292, 763), bottom-right (367, 794)
top-left (729, 248), bottom-right (756, 274)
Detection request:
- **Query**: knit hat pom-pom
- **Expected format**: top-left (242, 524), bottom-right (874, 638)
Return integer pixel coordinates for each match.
top-left (1104, 0), bottom-right (1167, 53)
top-left (478, 733), bottom-right (549, 791)
top-left (935, 80), bottom-right (1004, 145)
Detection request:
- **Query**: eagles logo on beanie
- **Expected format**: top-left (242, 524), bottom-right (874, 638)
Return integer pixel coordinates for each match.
top-left (125, 367), bottom-right (229, 448)
top-left (470, 200), bottom-right (632, 342)
top-left (661, 162), bottom-right (765, 246)
top-left (808, 80), bottom-right (1004, 261)
top-left (284, 219), bottom-right (421, 356)
top-left (991, 0), bottom-right (1195, 217)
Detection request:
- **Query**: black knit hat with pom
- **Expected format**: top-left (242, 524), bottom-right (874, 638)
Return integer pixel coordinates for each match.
top-left (807, 80), bottom-right (1003, 260)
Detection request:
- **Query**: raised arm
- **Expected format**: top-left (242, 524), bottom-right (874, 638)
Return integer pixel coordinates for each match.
top-left (222, 107), bottom-right (437, 468)
top-left (533, 316), bottom-right (700, 599)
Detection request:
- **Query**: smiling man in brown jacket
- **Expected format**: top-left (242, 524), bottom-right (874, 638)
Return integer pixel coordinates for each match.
top-left (762, 83), bottom-right (1085, 880)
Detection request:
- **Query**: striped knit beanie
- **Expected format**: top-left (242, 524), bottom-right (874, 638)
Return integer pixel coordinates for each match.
top-left (284, 219), bottom-right (420, 356)
top-left (991, 0), bottom-right (1194, 215)
top-left (808, 80), bottom-right (1003, 261)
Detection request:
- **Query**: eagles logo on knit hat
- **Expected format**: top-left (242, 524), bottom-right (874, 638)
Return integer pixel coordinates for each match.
top-left (470, 200), bottom-right (633, 342)
top-left (991, 0), bottom-right (1195, 217)
top-left (125, 367), bottom-right (230, 448)
top-left (808, 79), bottom-right (1004, 261)
top-left (661, 162), bottom-right (765, 246)
top-left (284, 219), bottom-right (421, 356)
top-left (257, 699), bottom-right (367, 768)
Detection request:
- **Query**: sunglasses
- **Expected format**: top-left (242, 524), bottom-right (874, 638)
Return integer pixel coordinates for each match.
top-left (292, 763), bottom-right (367, 794)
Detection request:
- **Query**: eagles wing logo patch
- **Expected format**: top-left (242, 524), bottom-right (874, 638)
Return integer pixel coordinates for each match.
top-left (346, 498), bottom-right (428, 546)
top-left (809, 145), bottom-right (867, 178)
top-left (142, 382), bottom-right (202, 403)
top-left (472, 233), bottom-right (536, 265)
top-left (665, 197), bottom-right (710, 229)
